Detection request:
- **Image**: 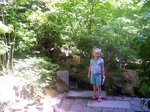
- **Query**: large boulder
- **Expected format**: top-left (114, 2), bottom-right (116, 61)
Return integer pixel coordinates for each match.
top-left (122, 69), bottom-right (137, 87)
top-left (107, 69), bottom-right (137, 96)
top-left (56, 70), bottom-right (69, 92)
top-left (122, 83), bottom-right (135, 96)
top-left (55, 79), bottom-right (68, 93)
top-left (111, 76), bottom-right (123, 88)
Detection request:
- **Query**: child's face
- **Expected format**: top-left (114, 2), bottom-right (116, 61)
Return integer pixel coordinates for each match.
top-left (94, 51), bottom-right (100, 58)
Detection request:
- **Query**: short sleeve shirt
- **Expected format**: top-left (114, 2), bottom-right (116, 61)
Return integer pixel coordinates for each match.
top-left (90, 58), bottom-right (104, 75)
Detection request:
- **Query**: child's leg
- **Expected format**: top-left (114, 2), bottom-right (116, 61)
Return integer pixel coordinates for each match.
top-left (96, 74), bottom-right (102, 102)
top-left (97, 85), bottom-right (101, 96)
top-left (97, 86), bottom-right (102, 102)
top-left (90, 75), bottom-right (97, 99)
top-left (92, 84), bottom-right (97, 99)
top-left (93, 84), bottom-right (97, 94)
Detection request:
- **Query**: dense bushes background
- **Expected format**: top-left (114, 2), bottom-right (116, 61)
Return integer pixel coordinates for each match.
top-left (0, 0), bottom-right (149, 101)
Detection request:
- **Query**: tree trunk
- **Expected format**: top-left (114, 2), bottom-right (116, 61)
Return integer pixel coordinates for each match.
top-left (9, 31), bottom-right (16, 69)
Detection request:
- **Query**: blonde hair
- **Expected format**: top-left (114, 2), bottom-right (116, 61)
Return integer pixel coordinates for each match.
top-left (92, 48), bottom-right (102, 58)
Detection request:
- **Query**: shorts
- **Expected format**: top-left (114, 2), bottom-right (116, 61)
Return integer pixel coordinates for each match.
top-left (90, 74), bottom-right (102, 86)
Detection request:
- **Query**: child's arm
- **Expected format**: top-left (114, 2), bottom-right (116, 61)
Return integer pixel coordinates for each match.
top-left (101, 63), bottom-right (105, 79)
top-left (88, 64), bottom-right (91, 78)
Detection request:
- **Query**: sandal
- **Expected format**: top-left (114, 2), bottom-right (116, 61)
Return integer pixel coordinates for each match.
top-left (92, 94), bottom-right (97, 100)
top-left (98, 96), bottom-right (102, 102)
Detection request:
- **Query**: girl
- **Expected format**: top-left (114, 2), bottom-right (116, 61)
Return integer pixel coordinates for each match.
top-left (88, 48), bottom-right (105, 102)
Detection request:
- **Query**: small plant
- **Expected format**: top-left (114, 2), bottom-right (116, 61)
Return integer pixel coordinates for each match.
top-left (141, 99), bottom-right (150, 110)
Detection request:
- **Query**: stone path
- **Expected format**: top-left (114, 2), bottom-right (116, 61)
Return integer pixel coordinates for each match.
top-left (88, 100), bottom-right (130, 108)
top-left (57, 91), bottom-right (150, 112)
top-left (66, 91), bottom-right (106, 99)
top-left (1, 93), bottom-right (66, 112)
top-left (2, 90), bottom-right (149, 112)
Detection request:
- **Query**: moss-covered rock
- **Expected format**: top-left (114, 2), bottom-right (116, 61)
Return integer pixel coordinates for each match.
top-left (106, 68), bottom-right (137, 96)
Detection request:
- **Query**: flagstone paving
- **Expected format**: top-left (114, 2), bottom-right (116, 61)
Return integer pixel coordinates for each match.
top-left (2, 93), bottom-right (66, 112)
top-left (58, 90), bottom-right (150, 112)
top-left (87, 100), bottom-right (131, 108)
top-left (4, 90), bottom-right (149, 112)
top-left (66, 90), bottom-right (106, 99)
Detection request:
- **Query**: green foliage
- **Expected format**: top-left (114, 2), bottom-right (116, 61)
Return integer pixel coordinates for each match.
top-left (0, 56), bottom-right (59, 104)
top-left (0, 21), bottom-right (13, 34)
top-left (135, 1), bottom-right (150, 97)
top-left (139, 37), bottom-right (150, 61)
top-left (3, 1), bottom-right (63, 55)
top-left (13, 56), bottom-right (59, 98)
top-left (0, 21), bottom-right (13, 55)
top-left (138, 62), bottom-right (150, 97)
top-left (137, 37), bottom-right (150, 97)
top-left (2, 0), bottom-right (146, 66)
top-left (0, 0), bottom-right (150, 98)
top-left (54, 0), bottom-right (140, 66)
top-left (15, 23), bottom-right (36, 53)
top-left (27, 9), bottom-right (64, 50)
top-left (0, 41), bottom-right (9, 55)
top-left (1, 0), bottom-right (149, 62)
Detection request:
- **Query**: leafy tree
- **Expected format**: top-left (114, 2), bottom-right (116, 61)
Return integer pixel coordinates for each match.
top-left (0, 2), bottom-right (14, 69)
top-left (135, 0), bottom-right (150, 97)
top-left (53, 0), bottom-right (140, 67)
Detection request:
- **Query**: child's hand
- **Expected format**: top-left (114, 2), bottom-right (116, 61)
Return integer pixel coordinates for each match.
top-left (103, 75), bottom-right (105, 79)
top-left (88, 74), bottom-right (90, 79)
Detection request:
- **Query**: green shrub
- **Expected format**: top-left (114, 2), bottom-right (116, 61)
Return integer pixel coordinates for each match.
top-left (138, 62), bottom-right (150, 97)
top-left (137, 36), bottom-right (150, 97)
top-left (14, 57), bottom-right (59, 98)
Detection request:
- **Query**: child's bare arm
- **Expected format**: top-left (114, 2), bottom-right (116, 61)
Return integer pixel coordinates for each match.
top-left (88, 64), bottom-right (91, 78)
top-left (102, 63), bottom-right (105, 78)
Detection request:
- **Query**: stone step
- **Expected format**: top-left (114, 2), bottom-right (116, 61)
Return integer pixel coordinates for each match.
top-left (87, 100), bottom-right (131, 109)
top-left (66, 90), bottom-right (106, 99)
